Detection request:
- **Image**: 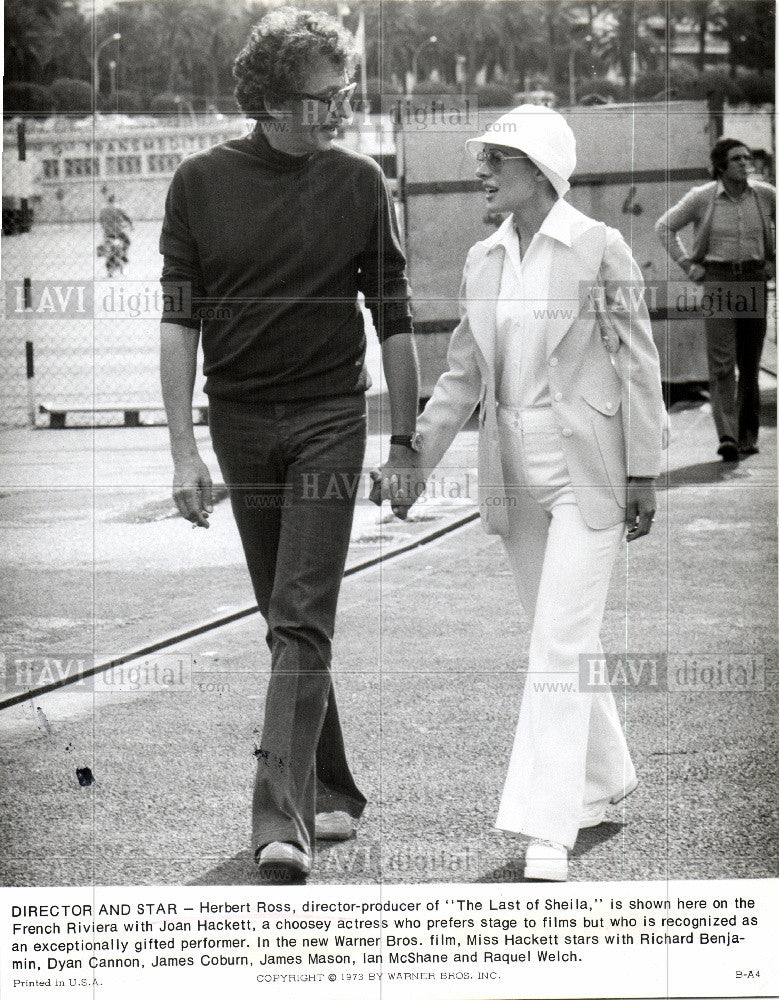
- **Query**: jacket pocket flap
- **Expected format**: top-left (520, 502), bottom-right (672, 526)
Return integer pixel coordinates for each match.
top-left (581, 387), bottom-right (620, 416)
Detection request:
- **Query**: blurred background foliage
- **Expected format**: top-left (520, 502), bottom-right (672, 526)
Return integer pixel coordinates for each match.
top-left (4, 0), bottom-right (775, 118)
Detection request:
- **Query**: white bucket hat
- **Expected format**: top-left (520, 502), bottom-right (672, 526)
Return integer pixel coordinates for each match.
top-left (465, 104), bottom-right (577, 198)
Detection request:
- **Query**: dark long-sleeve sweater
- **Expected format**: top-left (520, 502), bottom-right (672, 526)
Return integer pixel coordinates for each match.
top-left (160, 127), bottom-right (413, 402)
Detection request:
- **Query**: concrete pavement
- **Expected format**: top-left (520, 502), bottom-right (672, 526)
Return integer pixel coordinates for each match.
top-left (0, 377), bottom-right (776, 885)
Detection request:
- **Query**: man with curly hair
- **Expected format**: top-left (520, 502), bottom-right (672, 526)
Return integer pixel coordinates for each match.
top-left (160, 8), bottom-right (419, 883)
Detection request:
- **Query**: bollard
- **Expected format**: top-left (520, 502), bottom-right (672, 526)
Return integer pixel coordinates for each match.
top-left (23, 278), bottom-right (36, 427)
top-left (26, 340), bottom-right (36, 428)
top-left (16, 121), bottom-right (31, 233)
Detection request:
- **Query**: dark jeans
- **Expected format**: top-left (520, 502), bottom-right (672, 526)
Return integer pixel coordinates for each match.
top-left (208, 392), bottom-right (368, 859)
top-left (702, 265), bottom-right (768, 449)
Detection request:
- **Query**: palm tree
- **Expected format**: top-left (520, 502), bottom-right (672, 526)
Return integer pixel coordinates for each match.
top-left (719, 0), bottom-right (774, 77)
top-left (668, 0), bottom-right (720, 73)
top-left (153, 2), bottom-right (213, 94)
top-left (496, 2), bottom-right (547, 92)
top-left (433, 0), bottom-right (504, 89)
top-left (47, 5), bottom-right (91, 84)
top-left (592, 1), bottom-right (665, 85)
top-left (100, 1), bottom-right (216, 106)
top-left (4, 0), bottom-right (61, 82)
top-left (376, 1), bottom-right (441, 87)
top-left (193, 1), bottom-right (253, 108)
top-left (695, 1), bottom-right (710, 72)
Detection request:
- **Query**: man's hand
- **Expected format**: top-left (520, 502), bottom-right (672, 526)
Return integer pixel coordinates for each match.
top-left (173, 455), bottom-right (214, 528)
top-left (626, 476), bottom-right (657, 541)
top-left (685, 261), bottom-right (706, 284)
top-left (369, 444), bottom-right (424, 520)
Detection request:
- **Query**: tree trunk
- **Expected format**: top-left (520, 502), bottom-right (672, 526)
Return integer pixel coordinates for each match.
top-left (467, 38), bottom-right (478, 89)
top-left (696, 2), bottom-right (708, 73)
top-left (619, 7), bottom-right (634, 87)
top-left (504, 40), bottom-right (516, 91)
top-left (729, 47), bottom-right (737, 79)
top-left (210, 37), bottom-right (220, 105)
top-left (620, 47), bottom-right (632, 89)
top-left (545, 3), bottom-right (557, 84)
top-left (165, 27), bottom-right (181, 93)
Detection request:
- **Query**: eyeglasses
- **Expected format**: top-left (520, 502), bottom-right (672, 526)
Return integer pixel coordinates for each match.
top-left (727, 152), bottom-right (753, 163)
top-left (294, 82), bottom-right (357, 115)
top-left (476, 148), bottom-right (529, 171)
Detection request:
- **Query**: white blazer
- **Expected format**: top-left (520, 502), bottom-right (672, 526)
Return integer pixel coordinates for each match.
top-left (416, 202), bottom-right (666, 534)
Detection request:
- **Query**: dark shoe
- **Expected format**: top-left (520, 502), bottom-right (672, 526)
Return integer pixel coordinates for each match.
top-left (738, 443), bottom-right (759, 455)
top-left (717, 439), bottom-right (739, 462)
top-left (256, 842), bottom-right (310, 883)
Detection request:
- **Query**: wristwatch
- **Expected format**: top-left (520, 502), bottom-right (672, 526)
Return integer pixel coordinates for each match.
top-left (390, 432), bottom-right (422, 453)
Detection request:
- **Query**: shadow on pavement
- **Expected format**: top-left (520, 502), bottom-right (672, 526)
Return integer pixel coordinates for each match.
top-left (571, 821), bottom-right (625, 857)
top-left (659, 383), bottom-right (775, 489)
top-left (189, 842), bottom-right (380, 886)
top-left (660, 459), bottom-right (752, 489)
top-left (473, 860), bottom-right (526, 884)
top-left (188, 850), bottom-right (262, 886)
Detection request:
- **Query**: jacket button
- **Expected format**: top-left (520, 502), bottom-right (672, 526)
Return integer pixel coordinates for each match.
top-left (562, 427), bottom-right (573, 437)
top-left (554, 392), bottom-right (563, 401)
top-left (606, 400), bottom-right (614, 410)
top-left (549, 357), bottom-right (559, 367)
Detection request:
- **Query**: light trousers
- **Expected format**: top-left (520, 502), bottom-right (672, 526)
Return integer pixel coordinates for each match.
top-left (494, 405), bottom-right (636, 850)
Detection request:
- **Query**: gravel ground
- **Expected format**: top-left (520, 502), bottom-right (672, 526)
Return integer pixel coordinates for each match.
top-left (0, 381), bottom-right (775, 886)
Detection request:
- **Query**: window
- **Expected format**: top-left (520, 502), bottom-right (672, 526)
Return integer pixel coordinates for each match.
top-left (105, 155), bottom-right (142, 175)
top-left (147, 153), bottom-right (182, 173)
top-left (64, 158), bottom-right (99, 177)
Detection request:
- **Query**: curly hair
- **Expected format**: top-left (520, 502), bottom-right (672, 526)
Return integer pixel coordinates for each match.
top-left (233, 7), bottom-right (357, 118)
top-left (710, 137), bottom-right (750, 178)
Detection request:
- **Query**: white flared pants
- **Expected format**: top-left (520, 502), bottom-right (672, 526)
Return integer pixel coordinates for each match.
top-left (494, 405), bottom-right (636, 850)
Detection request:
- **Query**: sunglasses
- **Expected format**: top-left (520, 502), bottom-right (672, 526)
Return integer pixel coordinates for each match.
top-left (476, 148), bottom-right (529, 171)
top-left (294, 82), bottom-right (357, 115)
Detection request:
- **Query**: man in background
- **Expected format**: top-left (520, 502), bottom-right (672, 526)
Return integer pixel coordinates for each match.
top-left (98, 193), bottom-right (133, 275)
top-left (656, 137), bottom-right (775, 461)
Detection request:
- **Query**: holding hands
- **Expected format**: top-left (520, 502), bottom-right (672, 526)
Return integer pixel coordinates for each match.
top-left (369, 438), bottom-right (425, 521)
top-left (684, 261), bottom-right (706, 284)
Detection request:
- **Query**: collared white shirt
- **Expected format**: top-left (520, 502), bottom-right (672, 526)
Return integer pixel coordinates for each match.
top-left (492, 200), bottom-right (572, 408)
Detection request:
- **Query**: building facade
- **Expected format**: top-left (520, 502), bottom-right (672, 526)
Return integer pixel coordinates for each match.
top-left (2, 114), bottom-right (397, 224)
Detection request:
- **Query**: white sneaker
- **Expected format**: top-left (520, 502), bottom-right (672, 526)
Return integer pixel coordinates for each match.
top-left (609, 777), bottom-right (638, 804)
top-left (315, 810), bottom-right (356, 841)
top-left (524, 839), bottom-right (568, 881)
top-left (580, 778), bottom-right (639, 828)
top-left (256, 842), bottom-right (311, 881)
top-left (579, 800), bottom-right (608, 828)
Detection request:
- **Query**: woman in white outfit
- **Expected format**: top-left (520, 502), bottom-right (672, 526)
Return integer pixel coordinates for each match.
top-left (379, 106), bottom-right (665, 881)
